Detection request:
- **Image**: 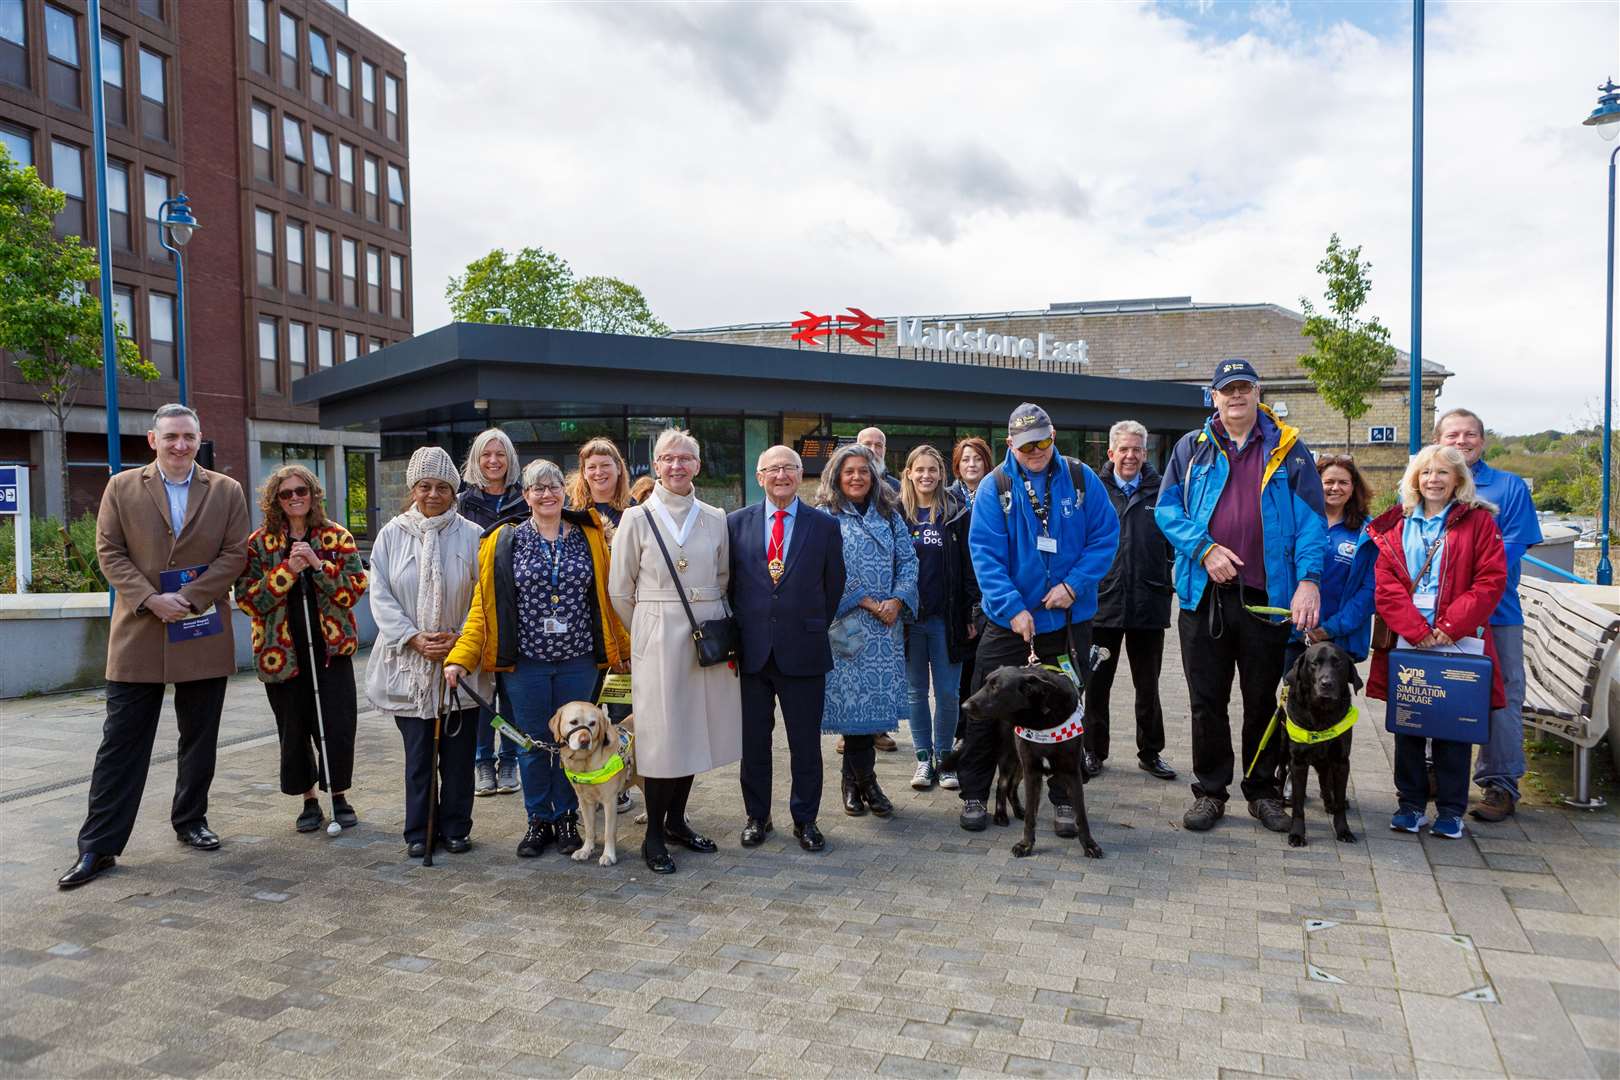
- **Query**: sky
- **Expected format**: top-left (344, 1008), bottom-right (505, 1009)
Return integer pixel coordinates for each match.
top-left (349, 0), bottom-right (1618, 434)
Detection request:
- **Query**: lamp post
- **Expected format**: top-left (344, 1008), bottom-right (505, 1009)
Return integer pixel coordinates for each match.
top-left (156, 193), bottom-right (200, 406)
top-left (1584, 80), bottom-right (1620, 585)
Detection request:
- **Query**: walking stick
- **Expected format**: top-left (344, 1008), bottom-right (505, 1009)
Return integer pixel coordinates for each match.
top-left (423, 673), bottom-right (444, 866)
top-left (296, 571), bottom-right (343, 836)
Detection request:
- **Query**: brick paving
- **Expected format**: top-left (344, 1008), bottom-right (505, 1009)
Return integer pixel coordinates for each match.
top-left (1, 633), bottom-right (1616, 1079)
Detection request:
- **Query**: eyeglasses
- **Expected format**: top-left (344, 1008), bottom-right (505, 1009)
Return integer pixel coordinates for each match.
top-left (1216, 381), bottom-right (1256, 395)
top-left (758, 464), bottom-right (801, 476)
top-left (657, 454), bottom-right (697, 466)
top-left (276, 486), bottom-right (311, 501)
top-left (527, 483), bottom-right (563, 495)
top-left (1014, 438), bottom-right (1055, 454)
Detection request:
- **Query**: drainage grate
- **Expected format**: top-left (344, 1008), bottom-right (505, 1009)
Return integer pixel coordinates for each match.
top-left (1303, 918), bottom-right (1498, 1002)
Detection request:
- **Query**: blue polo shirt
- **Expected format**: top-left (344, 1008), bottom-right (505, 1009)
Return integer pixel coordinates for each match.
top-left (1469, 460), bottom-right (1541, 626)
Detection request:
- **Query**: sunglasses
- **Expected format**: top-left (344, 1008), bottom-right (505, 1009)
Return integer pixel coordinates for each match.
top-left (276, 486), bottom-right (311, 502)
top-left (1015, 438), bottom-right (1055, 454)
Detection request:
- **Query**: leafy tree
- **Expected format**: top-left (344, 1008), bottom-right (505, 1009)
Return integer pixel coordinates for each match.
top-left (0, 150), bottom-right (158, 502)
top-left (572, 275), bottom-right (670, 336)
top-left (445, 246), bottom-right (669, 336)
top-left (1298, 234), bottom-right (1398, 450)
top-left (1484, 444), bottom-right (1508, 462)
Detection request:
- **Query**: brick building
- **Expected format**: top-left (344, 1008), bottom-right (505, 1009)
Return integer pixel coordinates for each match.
top-left (675, 297), bottom-right (1452, 489)
top-left (0, 0), bottom-right (410, 535)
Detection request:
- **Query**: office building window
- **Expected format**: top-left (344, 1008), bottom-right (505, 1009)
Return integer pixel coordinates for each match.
top-left (289, 321), bottom-right (308, 380)
top-left (308, 29), bottom-right (330, 105)
top-left (106, 159), bottom-right (130, 250)
top-left (360, 59), bottom-right (376, 127)
top-left (112, 285), bottom-right (136, 344)
top-left (286, 219), bottom-right (305, 296)
top-left (149, 291), bottom-right (175, 378)
top-left (137, 0), bottom-right (163, 21)
top-left (138, 48), bottom-right (167, 140)
top-left (362, 155), bottom-right (378, 221)
top-left (368, 336), bottom-right (383, 353)
top-left (317, 326), bottom-right (335, 367)
top-left (337, 141), bottom-right (354, 212)
top-left (44, 4), bottom-right (79, 109)
top-left (100, 33), bottom-right (124, 126)
top-left (0, 0), bottom-right (26, 89)
top-left (310, 128), bottom-right (333, 204)
top-left (384, 73), bottom-right (400, 140)
top-left (258, 316), bottom-right (280, 393)
top-left (314, 227), bottom-right (332, 301)
top-left (251, 102), bottom-right (273, 181)
top-left (50, 139), bottom-right (84, 239)
top-left (386, 163), bottom-right (406, 230)
top-left (343, 331), bottom-right (359, 363)
top-left (143, 168), bottom-right (170, 259)
top-left (334, 47), bottom-right (352, 116)
top-left (246, 0), bottom-right (267, 73)
top-left (365, 246), bottom-right (381, 313)
top-left (1, 122), bottom-right (32, 167)
top-left (282, 114), bottom-right (305, 194)
top-left (389, 253), bottom-right (405, 319)
top-left (277, 10), bottom-right (298, 88)
top-left (255, 207), bottom-right (276, 287)
top-left (340, 237), bottom-right (357, 306)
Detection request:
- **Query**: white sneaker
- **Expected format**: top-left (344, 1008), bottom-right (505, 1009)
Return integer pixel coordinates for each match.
top-left (937, 770), bottom-right (959, 791)
top-left (910, 756), bottom-right (936, 790)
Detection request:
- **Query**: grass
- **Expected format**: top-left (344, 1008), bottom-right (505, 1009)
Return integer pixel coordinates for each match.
top-left (1520, 735), bottom-right (1618, 810)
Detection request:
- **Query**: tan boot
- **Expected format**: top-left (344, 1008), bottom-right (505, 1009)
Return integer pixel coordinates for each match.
top-left (835, 735), bottom-right (845, 755)
top-left (1469, 786), bottom-right (1516, 822)
top-left (874, 732), bottom-right (898, 752)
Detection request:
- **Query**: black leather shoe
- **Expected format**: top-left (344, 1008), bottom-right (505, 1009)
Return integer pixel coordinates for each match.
top-left (740, 818), bottom-right (773, 847)
top-left (858, 775), bottom-right (893, 817)
top-left (641, 843), bottom-right (676, 874)
top-left (1138, 756), bottom-right (1177, 781)
top-left (406, 841), bottom-right (426, 859)
top-left (1082, 752), bottom-right (1103, 779)
top-left (842, 777), bottom-right (868, 816)
top-left (444, 836), bottom-right (472, 854)
top-left (57, 853), bottom-right (115, 889)
top-left (667, 828), bottom-right (718, 854)
top-left (176, 825), bottom-right (220, 850)
top-left (793, 822), bottom-right (826, 852)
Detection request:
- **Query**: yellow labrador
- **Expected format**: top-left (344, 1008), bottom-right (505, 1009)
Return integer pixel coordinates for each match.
top-left (550, 702), bottom-right (641, 866)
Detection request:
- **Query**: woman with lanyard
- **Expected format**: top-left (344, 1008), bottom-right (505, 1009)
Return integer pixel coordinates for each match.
top-left (1290, 454), bottom-right (1377, 672)
top-left (899, 445), bottom-right (978, 791)
top-left (943, 436), bottom-right (993, 782)
top-left (445, 459), bottom-right (628, 859)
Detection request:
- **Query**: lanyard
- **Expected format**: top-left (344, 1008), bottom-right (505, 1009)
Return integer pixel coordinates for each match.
top-left (531, 521), bottom-right (563, 600)
top-left (649, 492), bottom-right (699, 549)
top-left (1021, 469), bottom-right (1053, 534)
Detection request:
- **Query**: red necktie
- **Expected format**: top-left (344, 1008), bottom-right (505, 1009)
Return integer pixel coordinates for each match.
top-left (768, 509), bottom-right (786, 582)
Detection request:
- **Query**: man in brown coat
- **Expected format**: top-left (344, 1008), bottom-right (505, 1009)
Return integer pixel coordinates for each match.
top-left (58, 404), bottom-right (250, 889)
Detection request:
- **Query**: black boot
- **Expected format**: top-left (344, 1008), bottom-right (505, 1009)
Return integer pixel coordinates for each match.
top-left (842, 776), bottom-right (868, 816)
top-left (859, 774), bottom-right (893, 817)
top-left (555, 811), bottom-right (583, 856)
top-left (516, 816), bottom-right (554, 858)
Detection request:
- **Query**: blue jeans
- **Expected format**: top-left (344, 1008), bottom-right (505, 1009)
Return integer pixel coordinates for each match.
top-left (501, 655), bottom-right (597, 822)
top-left (474, 680), bottom-right (517, 767)
top-left (1474, 623), bottom-right (1526, 800)
top-left (905, 615), bottom-right (961, 758)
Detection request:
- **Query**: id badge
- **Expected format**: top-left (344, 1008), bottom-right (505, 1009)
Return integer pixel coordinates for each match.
top-left (542, 617), bottom-right (569, 635)
top-left (1036, 535), bottom-right (1058, 554)
top-left (597, 672), bottom-right (633, 706)
top-left (1056, 653), bottom-right (1081, 687)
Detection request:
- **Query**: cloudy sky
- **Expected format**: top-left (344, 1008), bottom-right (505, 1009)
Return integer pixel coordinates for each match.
top-left (350, 0), bottom-right (1616, 433)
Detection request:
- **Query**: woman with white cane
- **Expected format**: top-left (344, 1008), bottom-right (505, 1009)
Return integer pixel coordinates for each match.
top-left (236, 465), bottom-right (368, 833)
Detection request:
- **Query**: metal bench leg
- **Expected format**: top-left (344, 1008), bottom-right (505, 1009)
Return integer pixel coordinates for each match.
top-left (1563, 746), bottom-right (1608, 810)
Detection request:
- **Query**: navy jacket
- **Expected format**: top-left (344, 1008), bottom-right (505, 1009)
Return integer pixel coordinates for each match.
top-left (727, 500), bottom-right (847, 678)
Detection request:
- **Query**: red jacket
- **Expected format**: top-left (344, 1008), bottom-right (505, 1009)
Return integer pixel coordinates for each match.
top-left (1365, 502), bottom-right (1507, 707)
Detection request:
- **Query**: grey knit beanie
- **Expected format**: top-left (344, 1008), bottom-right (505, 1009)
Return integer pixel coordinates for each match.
top-left (405, 446), bottom-right (459, 489)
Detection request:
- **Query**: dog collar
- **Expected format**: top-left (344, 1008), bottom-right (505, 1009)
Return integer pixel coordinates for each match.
top-left (1014, 717), bottom-right (1085, 744)
top-left (564, 729), bottom-right (633, 785)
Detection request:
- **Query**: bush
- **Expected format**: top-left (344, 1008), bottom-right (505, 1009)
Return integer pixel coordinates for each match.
top-left (0, 512), bottom-right (106, 593)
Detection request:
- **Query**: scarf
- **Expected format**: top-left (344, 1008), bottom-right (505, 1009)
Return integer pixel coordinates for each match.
top-left (394, 505), bottom-right (458, 718)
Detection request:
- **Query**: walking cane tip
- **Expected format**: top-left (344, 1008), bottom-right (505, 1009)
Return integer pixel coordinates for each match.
top-left (326, 821), bottom-right (342, 836)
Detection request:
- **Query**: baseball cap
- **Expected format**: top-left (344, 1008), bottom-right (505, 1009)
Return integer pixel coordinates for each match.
top-left (1210, 358), bottom-right (1260, 390)
top-left (1007, 402), bottom-right (1054, 448)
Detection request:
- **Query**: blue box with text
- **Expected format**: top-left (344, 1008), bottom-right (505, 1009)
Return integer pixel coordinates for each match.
top-left (1384, 648), bottom-right (1493, 744)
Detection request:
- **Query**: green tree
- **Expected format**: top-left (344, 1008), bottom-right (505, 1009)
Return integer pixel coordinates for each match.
top-left (0, 150), bottom-right (158, 502)
top-left (572, 275), bottom-right (670, 336)
top-left (1298, 234), bottom-right (1398, 450)
top-left (445, 246), bottom-right (579, 329)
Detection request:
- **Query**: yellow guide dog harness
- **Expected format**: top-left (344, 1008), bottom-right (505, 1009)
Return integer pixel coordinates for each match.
top-left (565, 728), bottom-right (635, 786)
top-left (1245, 686), bottom-right (1358, 778)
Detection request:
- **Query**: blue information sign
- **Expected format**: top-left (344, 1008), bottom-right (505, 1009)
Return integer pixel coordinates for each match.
top-left (1368, 426), bottom-right (1397, 444)
top-left (0, 466), bottom-right (19, 515)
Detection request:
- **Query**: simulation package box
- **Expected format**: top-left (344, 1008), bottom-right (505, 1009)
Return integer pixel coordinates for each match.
top-left (1383, 648), bottom-right (1493, 744)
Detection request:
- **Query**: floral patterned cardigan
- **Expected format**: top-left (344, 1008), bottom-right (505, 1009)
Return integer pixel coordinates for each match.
top-left (234, 521), bottom-right (368, 683)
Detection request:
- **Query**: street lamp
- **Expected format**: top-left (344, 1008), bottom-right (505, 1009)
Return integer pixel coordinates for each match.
top-left (1585, 81), bottom-right (1620, 585)
top-left (157, 193), bottom-right (201, 406)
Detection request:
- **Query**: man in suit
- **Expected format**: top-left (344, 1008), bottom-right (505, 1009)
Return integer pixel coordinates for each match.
top-left (727, 445), bottom-right (846, 852)
top-left (58, 404), bottom-right (251, 889)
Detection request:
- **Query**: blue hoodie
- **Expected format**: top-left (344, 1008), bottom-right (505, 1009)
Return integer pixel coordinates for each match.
top-left (968, 451), bottom-right (1120, 635)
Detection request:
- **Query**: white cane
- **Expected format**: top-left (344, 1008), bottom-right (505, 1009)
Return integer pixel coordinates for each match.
top-left (297, 571), bottom-right (343, 836)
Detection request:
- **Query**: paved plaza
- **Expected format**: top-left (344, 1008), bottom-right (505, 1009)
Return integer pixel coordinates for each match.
top-left (1, 637), bottom-right (1617, 1080)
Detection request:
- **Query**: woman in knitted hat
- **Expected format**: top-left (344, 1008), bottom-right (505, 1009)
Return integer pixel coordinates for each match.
top-left (365, 446), bottom-right (492, 859)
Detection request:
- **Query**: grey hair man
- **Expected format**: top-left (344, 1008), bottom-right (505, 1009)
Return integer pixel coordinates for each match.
top-left (857, 426), bottom-right (901, 493)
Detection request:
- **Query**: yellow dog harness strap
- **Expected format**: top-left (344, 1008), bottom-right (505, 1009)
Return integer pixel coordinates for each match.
top-left (565, 729), bottom-right (634, 786)
top-left (1244, 686), bottom-right (1358, 778)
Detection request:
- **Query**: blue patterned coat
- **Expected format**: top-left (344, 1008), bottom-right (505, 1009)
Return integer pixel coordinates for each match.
top-left (822, 503), bottom-right (920, 735)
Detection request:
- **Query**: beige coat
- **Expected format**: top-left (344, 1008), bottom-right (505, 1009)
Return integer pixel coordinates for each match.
top-left (96, 462), bottom-right (251, 684)
top-left (608, 484), bottom-right (742, 778)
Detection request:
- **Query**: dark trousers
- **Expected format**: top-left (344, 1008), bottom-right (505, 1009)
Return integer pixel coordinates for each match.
top-left (1394, 735), bottom-right (1471, 819)
top-left (394, 708), bottom-right (477, 844)
top-left (957, 619), bottom-right (1091, 805)
top-left (77, 677), bottom-right (228, 856)
top-left (1180, 585), bottom-right (1290, 804)
top-left (1084, 627), bottom-right (1166, 764)
top-left (841, 734), bottom-right (876, 781)
top-left (954, 630), bottom-right (981, 742)
top-left (474, 680), bottom-right (518, 767)
top-left (739, 658), bottom-right (826, 826)
top-left (264, 654), bottom-right (357, 796)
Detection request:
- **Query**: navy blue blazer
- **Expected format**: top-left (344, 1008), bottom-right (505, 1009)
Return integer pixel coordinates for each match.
top-left (726, 500), bottom-right (847, 677)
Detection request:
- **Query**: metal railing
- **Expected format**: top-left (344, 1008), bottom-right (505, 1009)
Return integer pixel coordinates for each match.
top-left (1524, 555), bottom-right (1593, 585)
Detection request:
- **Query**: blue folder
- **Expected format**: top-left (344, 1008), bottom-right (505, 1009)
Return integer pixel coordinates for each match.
top-left (1384, 648), bottom-right (1493, 744)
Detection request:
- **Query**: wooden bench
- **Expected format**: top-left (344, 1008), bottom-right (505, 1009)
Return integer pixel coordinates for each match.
top-left (1519, 577), bottom-right (1620, 808)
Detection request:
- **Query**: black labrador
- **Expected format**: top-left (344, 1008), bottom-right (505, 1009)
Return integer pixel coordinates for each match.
top-left (942, 665), bottom-right (1102, 859)
top-left (1280, 641), bottom-right (1362, 848)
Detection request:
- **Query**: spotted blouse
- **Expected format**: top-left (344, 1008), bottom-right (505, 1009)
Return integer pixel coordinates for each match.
top-left (513, 520), bottom-right (595, 662)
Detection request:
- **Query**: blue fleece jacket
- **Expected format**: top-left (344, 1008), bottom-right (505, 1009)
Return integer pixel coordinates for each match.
top-left (1469, 459), bottom-right (1541, 626)
top-left (1300, 519), bottom-right (1375, 660)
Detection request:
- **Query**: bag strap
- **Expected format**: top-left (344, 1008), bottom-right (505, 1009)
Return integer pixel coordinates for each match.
top-left (646, 516), bottom-right (706, 642)
top-left (1407, 526), bottom-right (1447, 597)
top-left (995, 456), bottom-right (1085, 516)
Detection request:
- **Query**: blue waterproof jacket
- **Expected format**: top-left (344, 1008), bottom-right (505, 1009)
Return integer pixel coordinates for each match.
top-left (1297, 520), bottom-right (1376, 660)
top-left (969, 451), bottom-right (1120, 634)
top-left (1154, 405), bottom-right (1327, 613)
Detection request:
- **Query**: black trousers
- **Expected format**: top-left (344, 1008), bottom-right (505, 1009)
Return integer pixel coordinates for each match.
top-left (395, 708), bottom-right (477, 844)
top-left (957, 619), bottom-right (1091, 805)
top-left (77, 677), bottom-right (228, 856)
top-left (841, 734), bottom-right (876, 780)
top-left (264, 654), bottom-right (357, 796)
top-left (739, 658), bottom-right (825, 826)
top-left (1084, 627), bottom-right (1166, 764)
top-left (955, 630), bottom-right (981, 742)
top-left (1394, 734), bottom-right (1471, 819)
top-left (1179, 585), bottom-right (1290, 804)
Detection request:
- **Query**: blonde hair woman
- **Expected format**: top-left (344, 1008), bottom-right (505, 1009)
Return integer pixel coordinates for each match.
top-left (567, 437), bottom-right (633, 529)
top-left (457, 428), bottom-right (524, 531)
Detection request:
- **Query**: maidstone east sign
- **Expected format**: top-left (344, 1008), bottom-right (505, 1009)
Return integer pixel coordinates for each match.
top-left (791, 308), bottom-right (1089, 364)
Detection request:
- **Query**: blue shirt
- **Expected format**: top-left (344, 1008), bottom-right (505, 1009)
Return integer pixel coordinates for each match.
top-left (161, 464), bottom-right (195, 537)
top-left (1403, 502), bottom-right (1451, 625)
top-left (1112, 470), bottom-right (1140, 497)
top-left (1469, 459), bottom-right (1541, 626)
top-left (762, 497), bottom-right (799, 561)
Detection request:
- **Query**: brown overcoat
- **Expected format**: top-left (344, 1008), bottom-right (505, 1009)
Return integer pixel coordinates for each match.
top-left (96, 462), bottom-right (251, 684)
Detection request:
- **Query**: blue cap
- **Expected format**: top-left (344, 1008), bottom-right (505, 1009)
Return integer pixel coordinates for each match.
top-left (1211, 358), bottom-right (1259, 390)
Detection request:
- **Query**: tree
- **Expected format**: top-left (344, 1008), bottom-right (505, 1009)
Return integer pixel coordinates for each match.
top-left (444, 246), bottom-right (669, 336)
top-left (1298, 234), bottom-right (1398, 450)
top-left (0, 150), bottom-right (158, 501)
top-left (572, 275), bottom-right (670, 336)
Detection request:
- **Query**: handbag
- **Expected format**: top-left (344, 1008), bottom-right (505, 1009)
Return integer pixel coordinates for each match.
top-left (828, 611), bottom-right (868, 661)
top-left (646, 511), bottom-right (739, 668)
top-left (1371, 526), bottom-right (1446, 651)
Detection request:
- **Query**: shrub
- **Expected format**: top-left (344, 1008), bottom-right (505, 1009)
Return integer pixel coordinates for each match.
top-left (0, 512), bottom-right (106, 593)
